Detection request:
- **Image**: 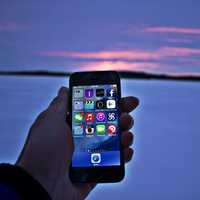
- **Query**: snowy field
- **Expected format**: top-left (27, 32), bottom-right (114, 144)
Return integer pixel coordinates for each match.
top-left (0, 76), bottom-right (200, 200)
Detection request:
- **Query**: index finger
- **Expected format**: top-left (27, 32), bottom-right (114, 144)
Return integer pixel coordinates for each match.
top-left (120, 96), bottom-right (139, 113)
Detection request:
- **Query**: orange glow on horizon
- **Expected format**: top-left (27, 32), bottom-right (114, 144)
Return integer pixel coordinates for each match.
top-left (79, 61), bottom-right (160, 71)
top-left (38, 47), bottom-right (200, 61)
top-left (38, 50), bottom-right (155, 60)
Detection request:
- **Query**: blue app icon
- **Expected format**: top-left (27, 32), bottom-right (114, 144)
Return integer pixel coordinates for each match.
top-left (106, 88), bottom-right (117, 97)
top-left (73, 125), bottom-right (84, 136)
top-left (74, 100), bottom-right (84, 110)
top-left (91, 153), bottom-right (101, 164)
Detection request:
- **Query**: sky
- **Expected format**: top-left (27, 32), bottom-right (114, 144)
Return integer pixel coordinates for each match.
top-left (0, 0), bottom-right (200, 74)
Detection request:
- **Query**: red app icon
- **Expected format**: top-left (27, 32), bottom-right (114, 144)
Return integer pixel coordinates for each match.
top-left (107, 124), bottom-right (117, 135)
top-left (85, 112), bottom-right (94, 122)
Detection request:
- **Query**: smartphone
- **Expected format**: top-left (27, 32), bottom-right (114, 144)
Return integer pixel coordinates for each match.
top-left (69, 71), bottom-right (124, 183)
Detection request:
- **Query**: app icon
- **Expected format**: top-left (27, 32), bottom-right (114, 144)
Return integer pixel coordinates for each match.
top-left (107, 112), bottom-right (117, 121)
top-left (96, 112), bottom-right (106, 122)
top-left (85, 125), bottom-right (94, 135)
top-left (106, 100), bottom-right (116, 109)
top-left (74, 112), bottom-right (84, 122)
top-left (85, 112), bottom-right (94, 122)
top-left (107, 124), bottom-right (117, 135)
top-left (96, 100), bottom-right (105, 109)
top-left (85, 89), bottom-right (94, 98)
top-left (73, 88), bottom-right (83, 98)
top-left (96, 89), bottom-right (104, 97)
top-left (96, 124), bottom-right (106, 135)
top-left (85, 100), bottom-right (95, 110)
top-left (106, 88), bottom-right (117, 97)
top-left (74, 101), bottom-right (84, 110)
top-left (91, 153), bottom-right (101, 164)
top-left (73, 125), bottom-right (84, 136)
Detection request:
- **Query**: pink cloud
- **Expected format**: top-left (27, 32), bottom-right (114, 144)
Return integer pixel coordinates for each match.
top-left (166, 38), bottom-right (195, 44)
top-left (159, 47), bottom-right (200, 57)
top-left (144, 26), bottom-right (200, 34)
top-left (0, 21), bottom-right (29, 32)
top-left (0, 22), bottom-right (17, 32)
top-left (122, 26), bottom-right (200, 44)
top-left (176, 58), bottom-right (200, 66)
top-left (79, 61), bottom-right (160, 71)
top-left (28, 60), bottom-right (160, 72)
top-left (38, 50), bottom-right (156, 60)
top-left (36, 47), bottom-right (200, 72)
top-left (37, 47), bottom-right (200, 61)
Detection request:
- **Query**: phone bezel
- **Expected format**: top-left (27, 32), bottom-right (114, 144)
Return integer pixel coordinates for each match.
top-left (69, 71), bottom-right (124, 183)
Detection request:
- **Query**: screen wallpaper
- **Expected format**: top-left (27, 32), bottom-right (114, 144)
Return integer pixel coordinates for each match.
top-left (72, 84), bottom-right (120, 167)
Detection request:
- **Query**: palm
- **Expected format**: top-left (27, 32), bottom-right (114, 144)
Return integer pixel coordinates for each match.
top-left (16, 87), bottom-right (139, 200)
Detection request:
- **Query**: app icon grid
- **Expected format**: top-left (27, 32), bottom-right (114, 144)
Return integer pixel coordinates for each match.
top-left (72, 85), bottom-right (118, 137)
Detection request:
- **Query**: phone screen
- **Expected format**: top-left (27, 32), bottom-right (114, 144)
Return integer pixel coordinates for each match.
top-left (72, 84), bottom-right (120, 167)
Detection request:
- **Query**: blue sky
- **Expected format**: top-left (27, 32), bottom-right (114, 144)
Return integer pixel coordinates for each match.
top-left (0, 0), bottom-right (200, 74)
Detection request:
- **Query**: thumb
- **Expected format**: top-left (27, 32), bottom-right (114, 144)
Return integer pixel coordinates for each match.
top-left (48, 87), bottom-right (70, 117)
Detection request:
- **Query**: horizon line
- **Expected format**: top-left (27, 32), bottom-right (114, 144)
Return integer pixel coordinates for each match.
top-left (0, 70), bottom-right (200, 82)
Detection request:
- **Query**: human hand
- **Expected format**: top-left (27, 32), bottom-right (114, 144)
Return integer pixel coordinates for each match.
top-left (16, 87), bottom-right (139, 200)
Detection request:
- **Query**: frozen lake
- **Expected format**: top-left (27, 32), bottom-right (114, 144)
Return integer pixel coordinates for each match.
top-left (0, 76), bottom-right (200, 199)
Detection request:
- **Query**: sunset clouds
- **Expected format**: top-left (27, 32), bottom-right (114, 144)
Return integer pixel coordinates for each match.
top-left (37, 46), bottom-right (200, 72)
top-left (123, 25), bottom-right (200, 45)
top-left (79, 61), bottom-right (160, 71)
top-left (38, 50), bottom-right (157, 60)
top-left (36, 24), bottom-right (200, 73)
top-left (144, 27), bottom-right (200, 34)
top-left (38, 47), bottom-right (200, 60)
top-left (1, 0), bottom-right (200, 74)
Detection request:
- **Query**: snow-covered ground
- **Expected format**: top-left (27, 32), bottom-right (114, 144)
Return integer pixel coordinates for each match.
top-left (0, 76), bottom-right (200, 199)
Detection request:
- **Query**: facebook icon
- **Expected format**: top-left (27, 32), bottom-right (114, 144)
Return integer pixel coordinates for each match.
top-left (106, 88), bottom-right (117, 97)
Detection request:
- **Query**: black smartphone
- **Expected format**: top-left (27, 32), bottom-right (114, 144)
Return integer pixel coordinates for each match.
top-left (69, 71), bottom-right (124, 183)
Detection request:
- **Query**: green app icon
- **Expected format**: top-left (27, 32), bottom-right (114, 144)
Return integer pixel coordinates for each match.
top-left (74, 112), bottom-right (84, 122)
top-left (96, 124), bottom-right (106, 135)
top-left (85, 100), bottom-right (95, 109)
